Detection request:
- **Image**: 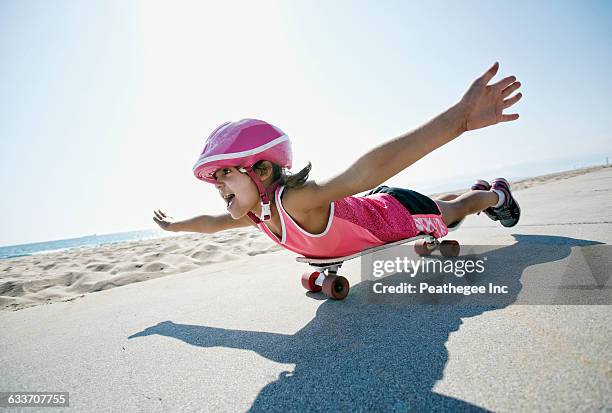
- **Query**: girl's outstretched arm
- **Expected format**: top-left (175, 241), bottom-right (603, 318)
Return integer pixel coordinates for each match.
top-left (292, 62), bottom-right (522, 211)
top-left (153, 210), bottom-right (255, 233)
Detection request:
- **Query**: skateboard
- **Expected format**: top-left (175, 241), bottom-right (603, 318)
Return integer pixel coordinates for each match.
top-left (296, 228), bottom-right (462, 300)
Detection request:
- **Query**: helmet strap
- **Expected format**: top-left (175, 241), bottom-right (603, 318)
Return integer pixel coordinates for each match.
top-left (240, 167), bottom-right (284, 224)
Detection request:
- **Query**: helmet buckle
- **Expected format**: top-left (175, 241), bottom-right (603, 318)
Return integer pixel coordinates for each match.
top-left (260, 202), bottom-right (272, 221)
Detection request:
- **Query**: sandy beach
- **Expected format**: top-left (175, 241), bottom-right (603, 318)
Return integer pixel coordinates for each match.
top-left (1, 164), bottom-right (609, 312)
top-left (0, 229), bottom-right (281, 311)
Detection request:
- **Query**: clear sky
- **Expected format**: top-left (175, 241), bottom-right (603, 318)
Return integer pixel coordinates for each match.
top-left (1, 0), bottom-right (611, 246)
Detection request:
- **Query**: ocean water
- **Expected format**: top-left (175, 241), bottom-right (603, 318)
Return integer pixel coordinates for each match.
top-left (0, 229), bottom-right (172, 260)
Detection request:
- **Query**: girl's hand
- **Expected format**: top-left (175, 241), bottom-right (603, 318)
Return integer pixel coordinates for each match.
top-left (153, 209), bottom-right (177, 232)
top-left (459, 62), bottom-right (523, 131)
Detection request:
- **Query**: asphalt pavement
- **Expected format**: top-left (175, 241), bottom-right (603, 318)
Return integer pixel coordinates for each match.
top-left (1, 168), bottom-right (611, 412)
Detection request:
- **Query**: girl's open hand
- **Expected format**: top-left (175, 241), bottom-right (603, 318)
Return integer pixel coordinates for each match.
top-left (153, 209), bottom-right (177, 232)
top-left (459, 62), bottom-right (523, 131)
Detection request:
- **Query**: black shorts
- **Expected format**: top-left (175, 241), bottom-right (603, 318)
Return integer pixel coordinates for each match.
top-left (363, 185), bottom-right (441, 216)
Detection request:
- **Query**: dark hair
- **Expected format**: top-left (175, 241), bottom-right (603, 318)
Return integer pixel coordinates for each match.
top-left (253, 160), bottom-right (312, 189)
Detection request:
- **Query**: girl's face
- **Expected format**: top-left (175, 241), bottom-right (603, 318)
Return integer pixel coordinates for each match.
top-left (214, 167), bottom-right (261, 219)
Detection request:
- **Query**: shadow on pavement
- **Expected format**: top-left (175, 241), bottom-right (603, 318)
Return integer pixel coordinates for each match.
top-left (129, 234), bottom-right (601, 411)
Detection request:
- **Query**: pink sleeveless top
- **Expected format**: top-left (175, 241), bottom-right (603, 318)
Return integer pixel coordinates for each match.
top-left (257, 185), bottom-right (448, 258)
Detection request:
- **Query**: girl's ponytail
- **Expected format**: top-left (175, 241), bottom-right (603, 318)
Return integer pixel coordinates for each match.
top-left (253, 160), bottom-right (312, 189)
top-left (283, 161), bottom-right (312, 189)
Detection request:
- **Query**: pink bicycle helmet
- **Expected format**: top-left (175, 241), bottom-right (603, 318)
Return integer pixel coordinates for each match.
top-left (193, 119), bottom-right (293, 223)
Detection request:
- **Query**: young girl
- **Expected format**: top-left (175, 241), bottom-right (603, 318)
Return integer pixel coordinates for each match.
top-left (154, 62), bottom-right (522, 259)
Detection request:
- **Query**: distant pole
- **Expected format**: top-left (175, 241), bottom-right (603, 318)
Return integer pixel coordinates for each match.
top-left (607, 157), bottom-right (609, 166)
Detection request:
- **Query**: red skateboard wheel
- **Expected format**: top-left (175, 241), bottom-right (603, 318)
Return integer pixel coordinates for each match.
top-left (440, 240), bottom-right (460, 257)
top-left (322, 275), bottom-right (350, 300)
top-left (301, 271), bottom-right (322, 292)
top-left (414, 239), bottom-right (433, 256)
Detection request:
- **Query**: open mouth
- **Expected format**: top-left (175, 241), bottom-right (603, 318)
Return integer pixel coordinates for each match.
top-left (223, 193), bottom-right (236, 207)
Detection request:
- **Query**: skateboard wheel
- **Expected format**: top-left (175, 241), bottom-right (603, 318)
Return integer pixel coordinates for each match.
top-left (440, 240), bottom-right (460, 257)
top-left (301, 271), bottom-right (322, 292)
top-left (414, 239), bottom-right (433, 256)
top-left (322, 275), bottom-right (350, 300)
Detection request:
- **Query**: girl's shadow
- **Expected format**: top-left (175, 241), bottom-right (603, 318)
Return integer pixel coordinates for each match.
top-left (129, 234), bottom-right (603, 412)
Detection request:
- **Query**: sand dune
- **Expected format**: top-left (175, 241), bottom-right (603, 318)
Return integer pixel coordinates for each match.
top-left (430, 164), bottom-right (608, 198)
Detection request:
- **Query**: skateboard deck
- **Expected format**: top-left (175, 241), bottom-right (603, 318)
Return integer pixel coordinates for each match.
top-left (296, 234), bottom-right (436, 266)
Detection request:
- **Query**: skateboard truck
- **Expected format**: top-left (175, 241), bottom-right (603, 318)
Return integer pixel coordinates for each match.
top-left (301, 263), bottom-right (349, 300)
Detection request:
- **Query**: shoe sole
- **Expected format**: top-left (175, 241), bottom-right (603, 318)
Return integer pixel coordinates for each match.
top-left (491, 178), bottom-right (521, 227)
